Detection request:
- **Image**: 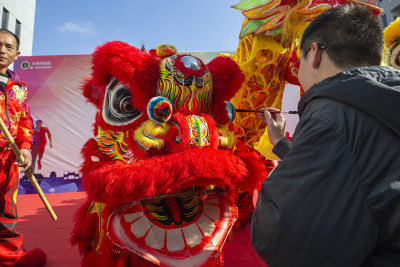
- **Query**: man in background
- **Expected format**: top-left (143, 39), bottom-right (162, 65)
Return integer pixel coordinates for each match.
top-left (32, 120), bottom-right (52, 173)
top-left (253, 4), bottom-right (400, 266)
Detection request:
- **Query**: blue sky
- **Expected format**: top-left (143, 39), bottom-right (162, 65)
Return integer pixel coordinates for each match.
top-left (33, 0), bottom-right (245, 56)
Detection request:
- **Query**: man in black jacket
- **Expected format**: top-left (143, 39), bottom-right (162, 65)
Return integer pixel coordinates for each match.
top-left (253, 4), bottom-right (400, 267)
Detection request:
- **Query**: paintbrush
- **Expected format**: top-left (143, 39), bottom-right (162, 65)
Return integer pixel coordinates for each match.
top-left (235, 109), bottom-right (298, 114)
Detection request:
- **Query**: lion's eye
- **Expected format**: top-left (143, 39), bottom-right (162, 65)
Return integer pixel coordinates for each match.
top-left (120, 96), bottom-right (135, 113)
top-left (102, 78), bottom-right (142, 126)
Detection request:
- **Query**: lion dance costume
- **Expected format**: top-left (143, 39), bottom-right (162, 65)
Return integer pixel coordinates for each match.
top-left (384, 18), bottom-right (400, 70)
top-left (70, 42), bottom-right (267, 266)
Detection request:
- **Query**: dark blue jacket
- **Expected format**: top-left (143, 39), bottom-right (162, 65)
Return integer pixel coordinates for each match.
top-left (252, 66), bottom-right (400, 267)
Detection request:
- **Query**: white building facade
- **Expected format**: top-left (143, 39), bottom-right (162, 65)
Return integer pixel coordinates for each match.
top-left (0, 0), bottom-right (35, 56)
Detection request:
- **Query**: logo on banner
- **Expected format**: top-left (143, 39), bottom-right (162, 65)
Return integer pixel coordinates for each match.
top-left (21, 61), bottom-right (30, 70)
top-left (31, 61), bottom-right (52, 69)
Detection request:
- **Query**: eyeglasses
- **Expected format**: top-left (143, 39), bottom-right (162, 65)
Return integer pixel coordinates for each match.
top-left (290, 43), bottom-right (327, 70)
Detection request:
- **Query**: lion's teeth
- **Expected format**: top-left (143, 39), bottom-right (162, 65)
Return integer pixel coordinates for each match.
top-left (131, 215), bottom-right (152, 238)
top-left (196, 213), bottom-right (216, 237)
top-left (145, 225), bottom-right (165, 250)
top-left (124, 213), bottom-right (141, 223)
top-left (166, 228), bottom-right (186, 251)
top-left (182, 223), bottom-right (203, 248)
top-left (203, 202), bottom-right (220, 222)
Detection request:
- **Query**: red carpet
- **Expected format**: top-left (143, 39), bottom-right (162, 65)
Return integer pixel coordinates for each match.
top-left (17, 192), bottom-right (266, 266)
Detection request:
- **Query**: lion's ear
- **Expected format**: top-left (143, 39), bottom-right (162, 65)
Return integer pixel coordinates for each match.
top-left (81, 77), bottom-right (102, 108)
top-left (207, 56), bottom-right (245, 105)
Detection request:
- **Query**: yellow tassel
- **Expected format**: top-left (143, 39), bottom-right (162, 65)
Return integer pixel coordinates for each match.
top-left (217, 125), bottom-right (236, 149)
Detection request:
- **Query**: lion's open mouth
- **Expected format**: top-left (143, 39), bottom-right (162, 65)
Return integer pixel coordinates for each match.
top-left (107, 187), bottom-right (237, 266)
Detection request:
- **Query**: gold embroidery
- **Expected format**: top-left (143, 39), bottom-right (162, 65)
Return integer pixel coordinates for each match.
top-left (87, 202), bottom-right (106, 253)
top-left (12, 85), bottom-right (28, 101)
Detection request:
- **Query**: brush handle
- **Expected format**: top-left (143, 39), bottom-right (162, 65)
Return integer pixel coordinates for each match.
top-left (235, 109), bottom-right (298, 114)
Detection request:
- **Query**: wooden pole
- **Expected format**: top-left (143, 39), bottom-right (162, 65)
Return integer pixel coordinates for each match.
top-left (0, 118), bottom-right (57, 221)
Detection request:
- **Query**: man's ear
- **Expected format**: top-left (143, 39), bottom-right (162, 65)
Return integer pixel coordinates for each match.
top-left (14, 51), bottom-right (20, 61)
top-left (310, 42), bottom-right (323, 70)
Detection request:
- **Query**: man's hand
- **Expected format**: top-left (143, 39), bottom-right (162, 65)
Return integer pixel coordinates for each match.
top-left (19, 148), bottom-right (32, 173)
top-left (258, 107), bottom-right (286, 146)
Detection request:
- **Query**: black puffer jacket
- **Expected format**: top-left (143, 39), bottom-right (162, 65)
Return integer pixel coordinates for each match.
top-left (252, 66), bottom-right (400, 267)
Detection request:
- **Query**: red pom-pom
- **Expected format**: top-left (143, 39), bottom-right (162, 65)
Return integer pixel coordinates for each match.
top-left (16, 248), bottom-right (47, 267)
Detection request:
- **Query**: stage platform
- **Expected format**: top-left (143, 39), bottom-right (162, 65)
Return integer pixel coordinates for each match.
top-left (17, 192), bottom-right (267, 266)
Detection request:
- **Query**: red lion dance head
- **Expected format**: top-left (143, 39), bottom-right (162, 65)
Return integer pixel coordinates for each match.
top-left (71, 41), bottom-right (267, 266)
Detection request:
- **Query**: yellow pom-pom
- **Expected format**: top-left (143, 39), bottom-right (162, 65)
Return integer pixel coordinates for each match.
top-left (384, 18), bottom-right (400, 45)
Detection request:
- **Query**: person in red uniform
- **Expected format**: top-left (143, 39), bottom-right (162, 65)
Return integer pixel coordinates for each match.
top-left (0, 28), bottom-right (46, 266)
top-left (31, 120), bottom-right (52, 173)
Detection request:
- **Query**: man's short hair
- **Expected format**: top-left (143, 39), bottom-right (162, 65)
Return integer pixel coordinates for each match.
top-left (300, 4), bottom-right (383, 69)
top-left (0, 28), bottom-right (20, 51)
